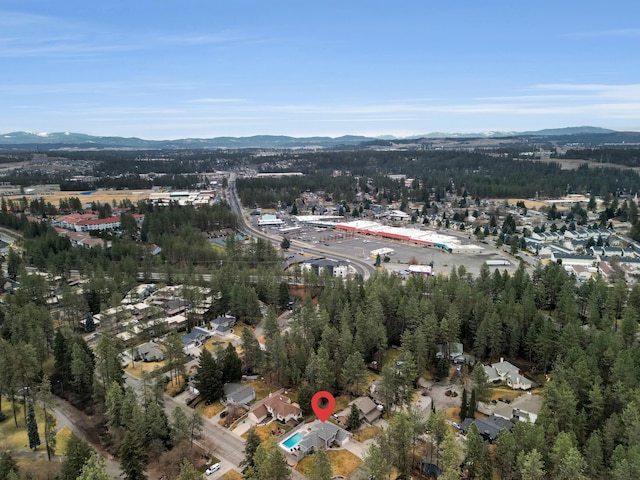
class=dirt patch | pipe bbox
[248,422,291,442]
[16,457,61,480]
[352,425,381,442]
[126,360,166,378]
[222,470,244,480]
[445,407,461,423]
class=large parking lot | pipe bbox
[256,216,520,278]
[321,235,518,278]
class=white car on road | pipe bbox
[205,463,221,475]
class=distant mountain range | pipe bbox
[0,126,636,150]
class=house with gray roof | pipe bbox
[210,315,236,334]
[354,397,383,425]
[292,421,350,459]
[181,326,212,350]
[460,414,514,442]
[496,393,543,424]
[484,358,532,390]
[133,341,164,362]
[223,383,256,406]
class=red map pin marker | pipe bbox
[311,391,336,423]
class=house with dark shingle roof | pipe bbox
[353,397,383,424]
[460,414,514,442]
[133,342,164,362]
[181,326,212,350]
[294,421,350,459]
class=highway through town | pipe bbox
[227,172,376,280]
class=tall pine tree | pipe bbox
[26,402,40,450]
[194,349,222,403]
[460,388,468,420]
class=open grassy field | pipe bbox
[0,403,46,451]
[55,426,73,455]
[7,189,153,206]
[295,449,362,478]
[204,336,233,352]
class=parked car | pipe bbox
[220,410,228,418]
[205,463,221,475]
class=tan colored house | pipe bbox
[249,394,302,423]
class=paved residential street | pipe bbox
[52,399,123,479]
[124,371,246,467]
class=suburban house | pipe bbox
[223,383,256,406]
[436,342,465,362]
[484,359,533,390]
[293,421,350,459]
[133,342,165,362]
[493,393,543,424]
[249,393,303,423]
[210,315,236,334]
[460,414,514,442]
[353,397,383,425]
[182,326,212,352]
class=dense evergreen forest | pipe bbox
[2,145,640,478]
[247,263,640,479]
[561,147,640,168]
[236,151,640,206]
[3,147,640,199]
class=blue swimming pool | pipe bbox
[282,433,304,449]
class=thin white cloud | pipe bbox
[534,83,640,95]
[154,32,246,46]
[565,28,640,38]
[0,10,252,58]
[188,98,247,104]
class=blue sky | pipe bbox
[2,0,640,139]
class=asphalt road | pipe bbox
[227,173,376,280]
[52,399,123,479]
[124,371,246,467]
